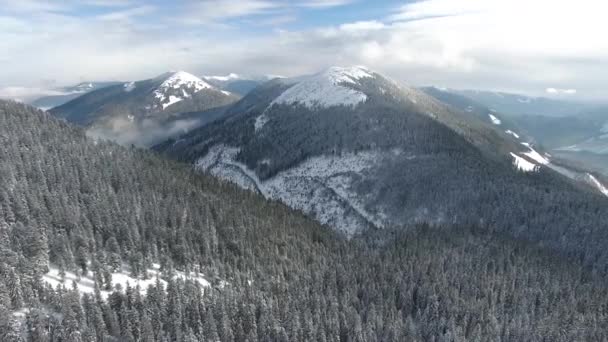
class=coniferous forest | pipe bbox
[2,100,608,342]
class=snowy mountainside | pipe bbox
[157,66,608,234]
[197,144,392,233]
[270,66,372,108]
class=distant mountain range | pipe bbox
[50,71,239,147]
[444,88,591,117]
[29,82,121,109]
[425,87,608,177]
[203,73,279,96]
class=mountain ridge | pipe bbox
[50,71,239,146]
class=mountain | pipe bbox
[446,89,589,117]
[420,86,532,142]
[157,65,608,267]
[203,73,276,96]
[50,71,239,147]
[422,86,608,193]
[30,82,121,110]
[4,100,608,341]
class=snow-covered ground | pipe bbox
[505,130,520,138]
[488,114,501,125]
[42,263,210,299]
[587,173,608,197]
[522,143,550,165]
[510,152,538,172]
[196,144,389,234]
[509,143,550,172]
[270,66,372,109]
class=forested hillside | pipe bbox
[2,100,608,341]
[159,67,608,272]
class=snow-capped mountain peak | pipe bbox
[158,71,212,92]
[154,71,214,109]
[321,65,374,85]
[270,66,375,109]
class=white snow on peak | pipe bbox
[587,173,608,197]
[154,71,213,109]
[270,66,374,109]
[489,114,501,125]
[204,73,240,81]
[159,71,212,92]
[510,153,538,172]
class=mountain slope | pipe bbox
[29,82,121,110]
[422,86,608,195]
[157,66,608,265]
[3,100,608,341]
[450,89,588,117]
[50,71,239,146]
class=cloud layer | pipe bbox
[1,0,607,101]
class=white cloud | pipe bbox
[339,21,385,32]
[1,0,608,102]
[179,0,280,24]
[546,88,577,95]
[297,0,354,8]
[0,87,67,102]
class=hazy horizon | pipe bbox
[1,0,607,102]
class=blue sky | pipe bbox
[1,0,607,101]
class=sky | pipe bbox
[1,0,607,102]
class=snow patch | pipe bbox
[255,114,269,132]
[42,265,210,299]
[123,82,135,92]
[505,130,520,139]
[510,153,538,172]
[163,95,182,109]
[523,146,550,165]
[489,114,501,125]
[587,173,608,197]
[270,66,373,109]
